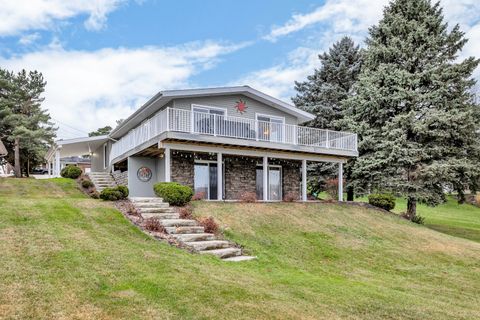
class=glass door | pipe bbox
[256,115,284,143]
[194,162,218,200]
[268,167,282,200]
[192,106,225,135]
[256,165,282,200]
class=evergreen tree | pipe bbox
[293,36,362,199]
[89,125,113,137]
[346,0,480,217]
[0,69,56,177]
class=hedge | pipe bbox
[153,182,193,206]
[368,193,396,211]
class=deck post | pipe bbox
[55,149,60,177]
[338,162,343,201]
[302,159,307,201]
[47,161,51,177]
[165,147,171,182]
[263,156,268,201]
[217,152,222,200]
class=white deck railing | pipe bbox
[110,107,357,163]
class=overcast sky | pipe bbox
[1,0,479,139]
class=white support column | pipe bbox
[302,159,307,201]
[263,156,268,201]
[47,161,51,177]
[217,152,222,200]
[338,162,343,201]
[55,149,61,177]
[165,147,171,182]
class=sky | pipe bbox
[0,0,479,139]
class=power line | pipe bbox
[51,117,89,135]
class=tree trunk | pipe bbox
[407,197,417,219]
[346,185,354,201]
[26,158,30,178]
[14,137,21,178]
[457,188,465,204]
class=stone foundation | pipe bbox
[112,170,128,186]
[224,156,258,200]
[171,151,194,188]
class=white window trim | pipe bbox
[255,164,283,201]
[190,104,228,135]
[194,160,224,200]
[191,104,228,115]
[255,113,286,143]
[103,143,108,169]
[255,113,285,124]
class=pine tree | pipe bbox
[346,0,480,217]
[293,37,362,198]
[0,69,56,177]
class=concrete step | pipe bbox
[134,203,170,209]
[129,197,164,203]
[165,226,205,234]
[185,240,231,251]
[223,256,257,262]
[139,208,175,214]
[171,233,216,242]
[199,248,242,259]
[161,219,197,227]
[142,213,179,219]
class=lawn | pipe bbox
[1,178,480,319]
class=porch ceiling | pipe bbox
[46,135,109,161]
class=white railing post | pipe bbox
[326,130,330,148]
[213,114,217,136]
[166,107,170,132]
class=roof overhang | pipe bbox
[110,86,315,139]
[45,135,109,161]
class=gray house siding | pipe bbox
[171,95,298,125]
[91,141,112,172]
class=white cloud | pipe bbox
[0,0,126,36]
[0,41,248,138]
[254,0,480,101]
[18,33,41,45]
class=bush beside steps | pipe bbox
[153,182,193,206]
[100,186,129,201]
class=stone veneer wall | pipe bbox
[112,170,128,186]
[171,151,195,189]
[169,150,302,200]
[224,156,258,200]
[281,160,301,200]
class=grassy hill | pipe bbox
[1,178,479,319]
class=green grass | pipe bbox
[1,178,480,319]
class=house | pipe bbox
[45,86,357,201]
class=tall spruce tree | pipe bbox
[0,69,56,177]
[346,0,480,217]
[293,36,362,199]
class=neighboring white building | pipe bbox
[46,86,357,201]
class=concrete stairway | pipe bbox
[130,197,256,261]
[87,172,117,191]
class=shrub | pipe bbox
[368,193,396,211]
[116,185,129,198]
[153,182,193,206]
[89,191,100,199]
[178,205,193,219]
[239,191,256,203]
[198,216,219,234]
[411,215,425,225]
[192,191,206,201]
[81,180,94,189]
[60,166,82,179]
[144,218,166,233]
[100,187,127,201]
[325,178,339,200]
[283,192,299,202]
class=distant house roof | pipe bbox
[109,86,315,139]
[0,139,7,157]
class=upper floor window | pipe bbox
[256,114,285,143]
[191,105,226,135]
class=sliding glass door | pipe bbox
[194,162,219,200]
[256,165,282,201]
